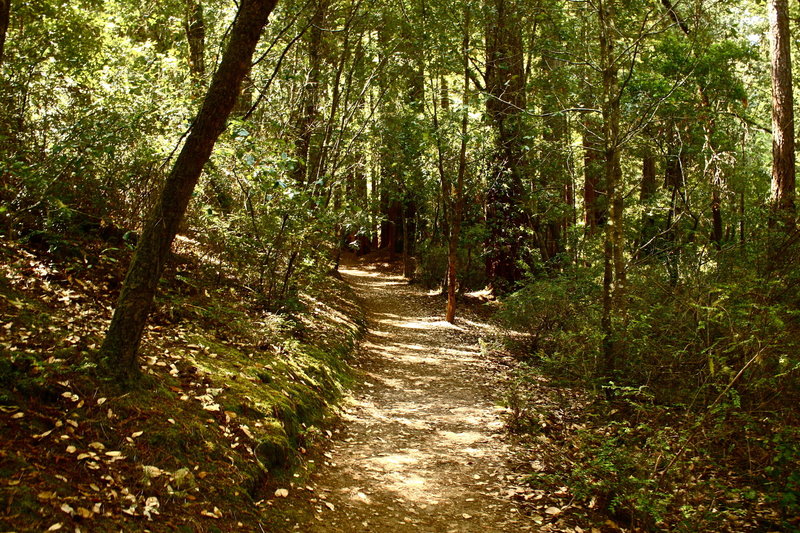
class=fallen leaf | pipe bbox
[462,513,472,519]
[122,505,136,516]
[274,488,289,498]
[97,397,107,406]
[66,445,77,454]
[60,503,74,515]
[324,501,335,511]
[200,507,222,518]
[105,451,122,457]
[142,465,163,478]
[76,507,93,519]
[88,442,105,451]
[545,506,561,515]
[11,412,24,419]
[131,431,143,438]
[143,496,160,519]
[46,523,62,532]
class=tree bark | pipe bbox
[768,0,796,226]
[583,120,605,234]
[638,151,657,257]
[99,0,279,381]
[0,0,9,66]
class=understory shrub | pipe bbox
[504,240,800,530]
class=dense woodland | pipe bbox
[2,0,800,530]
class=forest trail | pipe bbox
[268,262,535,532]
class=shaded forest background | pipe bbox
[1,0,800,530]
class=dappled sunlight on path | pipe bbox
[271,265,534,532]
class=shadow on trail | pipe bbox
[267,266,534,532]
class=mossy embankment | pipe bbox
[0,234,365,532]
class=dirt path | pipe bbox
[269,264,535,532]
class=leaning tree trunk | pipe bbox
[768,0,796,227]
[99,0,279,381]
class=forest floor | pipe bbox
[262,258,581,533]
[1,237,793,532]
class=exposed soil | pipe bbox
[267,262,538,532]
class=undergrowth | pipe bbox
[0,232,364,532]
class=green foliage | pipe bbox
[765,428,800,522]
[499,268,603,381]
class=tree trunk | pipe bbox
[446,9,470,324]
[99,0,279,381]
[432,77,451,247]
[599,0,625,383]
[710,175,724,248]
[0,0,9,66]
[484,0,527,292]
[185,0,206,86]
[293,0,327,187]
[402,211,410,277]
[583,117,605,235]
[539,9,569,268]
[664,145,684,285]
[638,151,657,257]
[768,0,796,226]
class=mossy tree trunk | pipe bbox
[99,0,279,382]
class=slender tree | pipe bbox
[598,0,625,381]
[0,0,8,66]
[99,0,280,380]
[446,7,470,324]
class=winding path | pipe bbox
[270,264,534,532]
